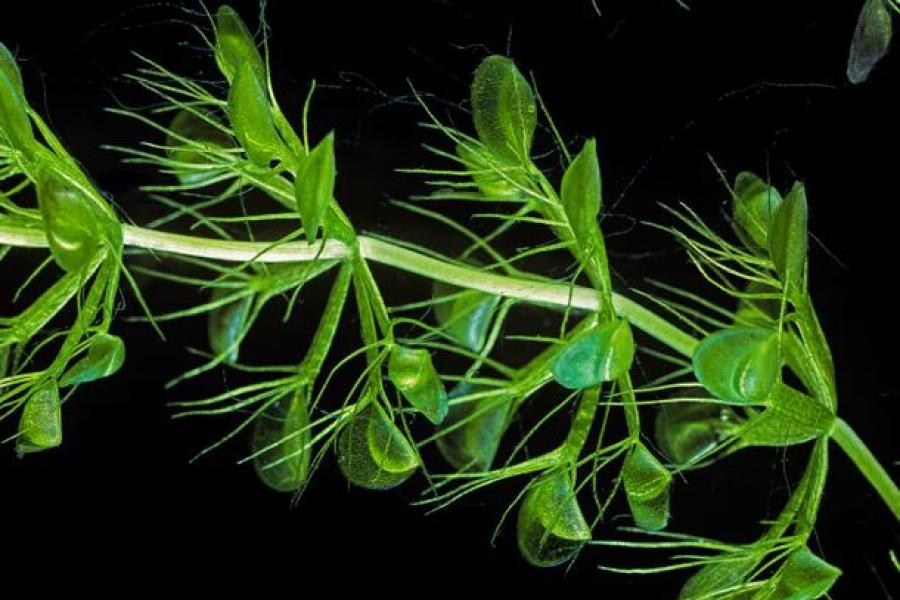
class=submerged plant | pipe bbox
[1,5,897,596]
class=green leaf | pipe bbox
[737,383,834,448]
[60,333,125,387]
[0,344,9,378]
[433,279,500,352]
[166,110,233,186]
[207,289,252,365]
[388,345,448,425]
[214,5,265,84]
[337,403,419,490]
[435,382,509,472]
[471,55,537,165]
[692,327,781,405]
[734,280,782,327]
[294,132,335,243]
[771,547,841,600]
[227,59,283,166]
[560,138,601,248]
[679,558,756,599]
[654,398,743,467]
[0,65,34,154]
[552,318,634,389]
[252,392,311,492]
[16,380,62,455]
[516,470,591,567]
[456,142,523,199]
[732,171,782,249]
[847,0,893,84]
[622,443,672,531]
[0,42,24,95]
[768,182,808,296]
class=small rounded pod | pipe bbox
[772,546,841,599]
[252,394,311,492]
[214,5,265,84]
[552,318,634,390]
[337,403,419,490]
[227,60,284,166]
[433,278,500,353]
[207,288,253,365]
[388,345,448,425]
[732,171,782,250]
[692,327,781,405]
[60,333,125,387]
[622,443,672,531]
[16,379,62,455]
[470,55,537,166]
[435,382,509,472]
[654,396,742,468]
[516,470,591,567]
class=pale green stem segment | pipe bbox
[830,417,900,521]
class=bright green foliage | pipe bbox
[166,110,233,186]
[455,142,522,199]
[0,61,34,154]
[768,182,808,296]
[388,345,448,424]
[732,171,782,249]
[227,60,283,166]
[848,0,894,84]
[471,55,537,165]
[552,318,634,389]
[16,380,62,455]
[337,403,419,489]
[738,384,835,448]
[60,333,125,387]
[214,5,265,84]
[654,399,742,467]
[560,138,602,249]
[679,559,756,599]
[516,470,591,567]
[0,42,23,94]
[769,547,841,599]
[622,443,672,531]
[0,344,9,378]
[295,132,335,243]
[735,281,781,327]
[252,393,311,492]
[693,328,781,405]
[433,280,500,352]
[207,288,252,364]
[435,382,509,471]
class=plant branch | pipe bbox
[830,417,900,521]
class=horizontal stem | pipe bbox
[830,417,900,521]
[0,223,698,356]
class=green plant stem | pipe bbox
[830,417,900,521]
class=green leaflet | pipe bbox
[252,392,311,492]
[732,171,783,250]
[737,383,834,449]
[166,110,233,186]
[560,138,602,250]
[294,132,335,243]
[433,279,500,352]
[693,327,781,405]
[471,55,537,165]
[456,142,523,199]
[60,333,125,387]
[552,318,634,390]
[388,345,448,425]
[768,182,808,297]
[207,288,253,365]
[0,42,23,94]
[848,0,894,84]
[0,65,35,154]
[517,470,591,567]
[435,382,509,472]
[769,547,841,600]
[16,379,62,455]
[654,399,743,467]
[227,59,284,166]
[679,558,757,599]
[214,5,265,84]
[337,402,419,490]
[622,443,672,531]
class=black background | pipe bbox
[1,0,898,596]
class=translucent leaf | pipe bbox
[207,288,252,365]
[771,547,841,599]
[0,41,24,95]
[388,345,448,425]
[552,318,634,389]
[622,443,672,531]
[16,380,62,455]
[517,470,591,567]
[847,0,893,84]
[734,280,781,327]
[214,5,265,84]
[295,132,335,243]
[435,382,509,471]
[227,60,283,166]
[738,384,834,448]
[433,279,500,352]
[166,110,233,186]
[560,138,601,249]
[60,333,125,387]
[768,182,808,296]
[693,327,781,405]
[337,403,419,490]
[679,559,756,599]
[654,398,742,467]
[252,393,311,492]
[0,65,34,154]
[732,171,782,249]
[471,55,537,165]
[456,142,522,199]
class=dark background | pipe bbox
[1,0,898,595]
